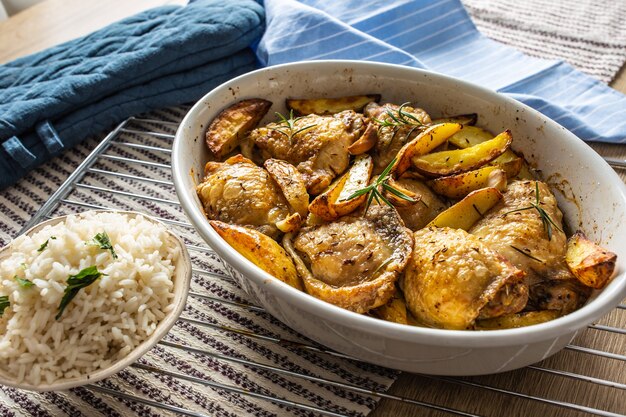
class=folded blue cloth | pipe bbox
[0,0,264,189]
[256,0,626,144]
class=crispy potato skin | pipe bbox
[287,94,381,115]
[205,99,272,158]
[348,122,378,155]
[566,231,617,289]
[413,130,512,177]
[430,167,507,199]
[308,154,373,221]
[402,227,527,330]
[210,221,304,290]
[372,289,410,324]
[391,123,463,178]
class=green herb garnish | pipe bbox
[14,276,34,288]
[504,182,562,240]
[271,110,317,144]
[93,232,117,259]
[0,296,9,317]
[37,236,56,252]
[56,266,104,320]
[373,102,425,143]
[341,157,416,213]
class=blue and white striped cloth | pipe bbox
[256,0,626,143]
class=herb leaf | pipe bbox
[14,276,34,288]
[93,232,117,259]
[271,110,317,145]
[37,236,56,252]
[503,182,562,240]
[373,102,425,144]
[56,266,104,320]
[0,296,9,317]
[341,157,416,213]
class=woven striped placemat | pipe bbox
[462,0,626,83]
[1,2,625,416]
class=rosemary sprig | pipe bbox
[0,296,9,317]
[271,110,317,144]
[504,182,562,240]
[509,245,544,263]
[341,157,416,213]
[56,266,104,320]
[373,102,424,144]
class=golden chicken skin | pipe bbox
[283,204,413,313]
[470,180,572,285]
[402,227,528,330]
[248,110,367,195]
[196,155,300,239]
[392,176,448,231]
[363,102,431,174]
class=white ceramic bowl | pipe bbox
[0,210,191,391]
[172,60,626,375]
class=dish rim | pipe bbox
[172,59,626,348]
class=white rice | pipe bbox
[0,211,179,385]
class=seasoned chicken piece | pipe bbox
[248,110,367,195]
[363,102,431,173]
[392,176,448,230]
[528,279,591,314]
[402,227,527,330]
[470,180,573,284]
[284,205,413,313]
[196,155,296,239]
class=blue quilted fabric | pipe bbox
[0,0,264,189]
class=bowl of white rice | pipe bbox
[0,210,191,391]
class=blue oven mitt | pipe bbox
[0,0,264,189]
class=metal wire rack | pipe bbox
[17,112,626,417]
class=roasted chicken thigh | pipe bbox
[248,110,367,195]
[197,155,298,239]
[470,180,572,285]
[284,204,413,313]
[402,227,527,329]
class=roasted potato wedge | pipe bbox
[264,158,309,217]
[430,166,507,199]
[428,187,503,230]
[286,94,381,115]
[348,122,378,155]
[412,130,512,177]
[210,221,304,290]
[391,122,463,177]
[448,125,494,148]
[430,113,477,126]
[309,154,373,221]
[206,99,272,158]
[566,231,617,289]
[474,310,561,330]
[447,126,530,179]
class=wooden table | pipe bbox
[1,1,624,416]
